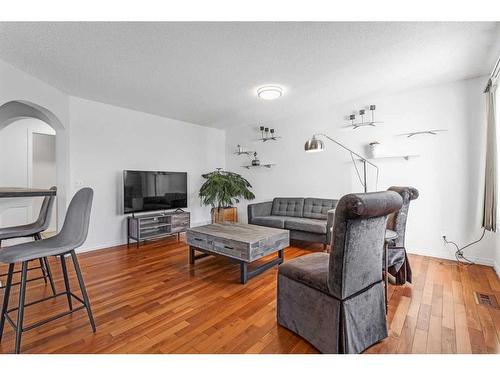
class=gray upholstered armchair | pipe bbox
[277,191,403,353]
[386,186,419,285]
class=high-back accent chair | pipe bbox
[386,186,419,285]
[0,188,95,354]
[277,191,402,353]
[0,186,57,294]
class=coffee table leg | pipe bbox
[189,246,195,265]
[239,249,285,284]
[240,262,248,284]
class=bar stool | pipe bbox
[0,186,57,294]
[0,188,96,353]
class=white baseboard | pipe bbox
[494,261,500,279]
[407,248,495,267]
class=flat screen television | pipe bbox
[123,170,188,214]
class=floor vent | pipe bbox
[474,292,500,309]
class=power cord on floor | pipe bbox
[443,228,486,265]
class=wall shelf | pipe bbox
[234,145,255,156]
[242,164,275,169]
[234,150,255,156]
[257,136,282,142]
[358,155,420,161]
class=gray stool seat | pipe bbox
[0,186,56,242]
[0,237,77,264]
[0,224,44,240]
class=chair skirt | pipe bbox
[277,274,388,353]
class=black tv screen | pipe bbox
[123,170,188,214]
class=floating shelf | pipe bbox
[257,136,282,142]
[350,121,383,130]
[358,155,420,161]
[234,145,255,155]
[234,150,255,156]
[242,164,276,169]
[399,130,448,138]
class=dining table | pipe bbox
[0,187,57,198]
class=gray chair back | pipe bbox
[55,188,93,249]
[386,186,419,248]
[35,186,57,231]
[328,191,402,299]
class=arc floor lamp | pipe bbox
[304,133,379,193]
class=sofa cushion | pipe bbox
[284,217,327,234]
[271,198,304,217]
[251,215,287,229]
[278,252,330,294]
[303,198,338,220]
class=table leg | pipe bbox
[240,262,248,284]
[189,246,195,265]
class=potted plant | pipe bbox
[199,168,255,223]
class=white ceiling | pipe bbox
[0,22,498,129]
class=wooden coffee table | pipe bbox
[186,222,289,284]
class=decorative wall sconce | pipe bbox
[348,105,384,129]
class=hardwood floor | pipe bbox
[0,235,499,354]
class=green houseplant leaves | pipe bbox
[199,169,255,209]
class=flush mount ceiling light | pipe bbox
[257,86,283,100]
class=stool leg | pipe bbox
[0,264,15,342]
[70,250,96,332]
[60,255,73,310]
[43,257,57,296]
[39,258,48,285]
[15,262,28,354]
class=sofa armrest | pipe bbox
[248,201,273,223]
[326,208,336,243]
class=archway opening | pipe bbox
[0,100,67,244]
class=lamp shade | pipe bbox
[304,136,324,153]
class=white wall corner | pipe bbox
[494,260,500,279]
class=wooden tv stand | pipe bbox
[127,210,190,248]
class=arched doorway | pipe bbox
[0,100,68,239]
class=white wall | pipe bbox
[69,97,225,251]
[225,76,499,266]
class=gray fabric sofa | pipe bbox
[277,191,403,353]
[247,197,338,248]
